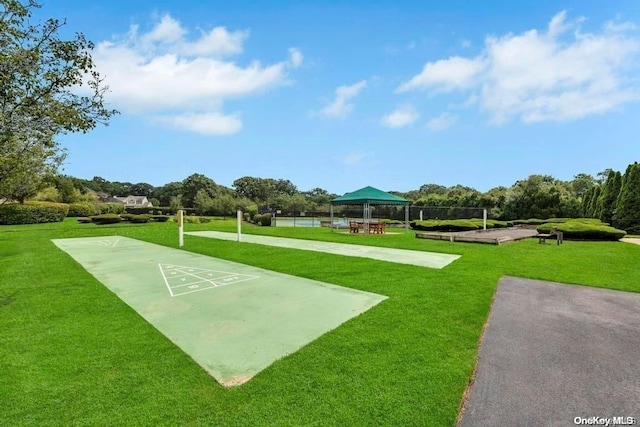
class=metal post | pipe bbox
[483,208,487,231]
[178,210,184,247]
[330,205,334,232]
[405,204,409,232]
[237,209,242,241]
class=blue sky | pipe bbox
[37,1,640,194]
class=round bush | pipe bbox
[131,214,151,223]
[151,215,170,222]
[0,201,69,225]
[77,217,93,223]
[537,221,626,241]
[90,214,122,224]
[96,203,125,214]
[411,219,479,232]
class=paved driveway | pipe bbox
[459,277,640,426]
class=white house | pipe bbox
[113,195,153,208]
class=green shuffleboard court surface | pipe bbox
[52,236,387,386]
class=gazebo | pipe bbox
[330,186,410,234]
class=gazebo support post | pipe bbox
[330,205,334,232]
[405,204,409,232]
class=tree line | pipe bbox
[25,161,640,232]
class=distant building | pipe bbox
[113,196,154,208]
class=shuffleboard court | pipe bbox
[459,277,640,426]
[52,236,387,387]
[185,231,460,269]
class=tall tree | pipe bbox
[182,173,218,208]
[614,163,640,231]
[596,170,622,224]
[0,1,117,203]
[152,182,183,207]
[502,175,562,219]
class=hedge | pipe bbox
[90,214,122,224]
[0,201,69,225]
[537,221,626,241]
[131,214,151,223]
[67,202,99,217]
[254,213,272,226]
[96,203,125,214]
[410,219,479,232]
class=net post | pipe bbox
[483,208,487,230]
[178,210,184,247]
[237,209,242,242]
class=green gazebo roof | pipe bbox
[331,186,408,205]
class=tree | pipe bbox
[233,176,275,203]
[182,173,218,208]
[0,1,117,203]
[614,163,640,231]
[152,182,183,207]
[502,175,562,219]
[570,173,596,198]
[598,171,622,224]
[130,182,154,197]
[193,189,213,215]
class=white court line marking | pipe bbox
[158,263,259,297]
[158,263,175,297]
[96,239,119,247]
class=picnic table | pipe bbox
[349,221,386,234]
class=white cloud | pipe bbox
[288,48,303,68]
[340,152,373,166]
[396,56,485,93]
[319,80,367,118]
[426,113,457,131]
[381,105,419,128]
[160,112,242,135]
[92,14,301,135]
[397,11,640,124]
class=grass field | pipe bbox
[2,218,639,425]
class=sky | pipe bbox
[32,0,640,195]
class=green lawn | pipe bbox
[2,219,639,425]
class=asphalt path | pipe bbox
[459,277,640,427]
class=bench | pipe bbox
[537,227,563,245]
[349,221,361,233]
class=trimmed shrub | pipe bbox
[183,216,200,224]
[410,219,479,232]
[90,214,122,224]
[131,214,151,223]
[151,215,170,222]
[253,213,272,226]
[125,207,153,215]
[67,202,99,217]
[77,217,92,223]
[511,218,548,225]
[537,221,626,241]
[0,201,69,225]
[120,213,135,221]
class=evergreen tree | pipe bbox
[581,186,595,217]
[598,170,622,225]
[587,186,601,218]
[614,162,640,231]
